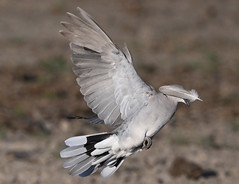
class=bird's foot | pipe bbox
[142,136,152,150]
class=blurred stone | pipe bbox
[202,169,217,178]
[8,150,32,160]
[168,157,204,180]
[169,157,218,180]
[21,73,38,83]
[157,178,164,184]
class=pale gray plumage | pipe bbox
[60,146,87,158]
[63,154,89,168]
[60,7,202,178]
[69,157,95,176]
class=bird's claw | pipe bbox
[142,136,152,150]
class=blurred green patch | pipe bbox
[31,131,50,140]
[237,66,239,81]
[200,134,239,151]
[0,126,6,140]
[37,75,55,84]
[205,52,220,74]
[43,91,57,100]
[200,135,220,149]
[172,45,188,55]
[38,55,69,84]
[27,121,52,139]
[185,51,220,74]
[40,55,68,74]
[42,89,67,100]
[10,37,26,46]
[230,119,239,133]
[169,134,190,146]
[221,93,239,106]
[52,150,61,159]
[185,61,203,71]
[13,106,26,118]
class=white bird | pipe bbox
[59,7,202,178]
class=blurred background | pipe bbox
[0,0,239,183]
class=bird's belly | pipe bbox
[117,122,146,150]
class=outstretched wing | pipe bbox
[60,7,155,126]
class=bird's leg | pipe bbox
[142,136,152,150]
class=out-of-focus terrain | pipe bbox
[0,0,239,184]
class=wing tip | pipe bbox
[76,7,89,17]
[60,21,70,27]
[66,12,74,17]
[59,30,67,36]
[76,7,83,13]
[66,12,79,21]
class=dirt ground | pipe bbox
[0,0,239,184]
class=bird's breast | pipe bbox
[116,94,177,151]
[141,95,177,137]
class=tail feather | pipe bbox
[65,132,110,146]
[79,164,98,177]
[60,146,87,158]
[80,163,104,177]
[63,154,89,168]
[70,157,95,176]
[92,153,113,165]
[101,157,125,177]
[106,158,118,166]
[61,132,125,177]
[94,135,116,149]
[91,147,111,156]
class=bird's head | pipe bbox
[159,84,202,106]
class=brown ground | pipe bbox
[0,0,239,184]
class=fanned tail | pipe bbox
[60,132,125,177]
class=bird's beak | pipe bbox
[184,97,202,106]
[184,99,190,106]
[197,97,203,102]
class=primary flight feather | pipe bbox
[60,7,202,177]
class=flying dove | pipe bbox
[59,7,202,178]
